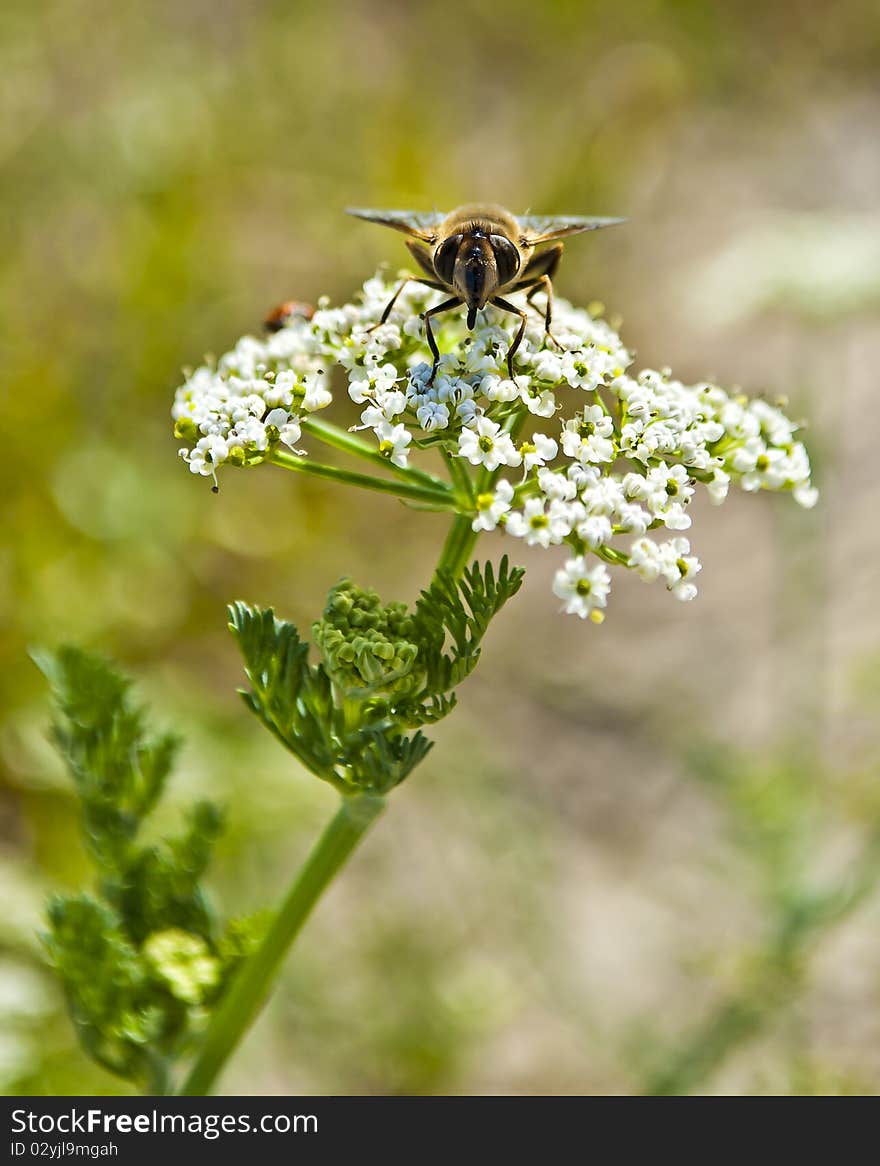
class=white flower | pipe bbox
[730,436,764,474]
[537,468,578,501]
[566,462,601,493]
[559,350,603,392]
[264,409,304,452]
[519,433,558,475]
[576,515,613,549]
[264,407,290,430]
[506,498,568,547]
[561,405,615,464]
[458,417,522,471]
[471,480,514,532]
[355,390,407,430]
[185,434,229,476]
[518,382,558,417]
[671,581,699,602]
[581,477,625,517]
[302,373,332,412]
[707,468,731,505]
[530,349,564,381]
[552,557,611,621]
[741,447,795,493]
[374,421,411,468]
[657,537,702,600]
[416,400,450,431]
[480,374,520,403]
[278,421,304,451]
[628,536,663,582]
[660,503,692,531]
[642,464,694,507]
[794,483,819,509]
[615,501,651,533]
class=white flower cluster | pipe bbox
[173,272,816,621]
[172,329,331,480]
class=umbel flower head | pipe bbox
[173,273,817,621]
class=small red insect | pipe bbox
[263,301,316,332]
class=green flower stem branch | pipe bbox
[268,448,459,510]
[180,793,385,1096]
[300,415,449,490]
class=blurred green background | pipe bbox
[3,0,880,1095]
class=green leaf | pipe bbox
[229,601,336,779]
[414,556,525,694]
[45,895,162,1082]
[35,647,228,1088]
[32,646,180,874]
[111,802,224,945]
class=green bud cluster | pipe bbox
[231,557,524,798]
[313,581,419,693]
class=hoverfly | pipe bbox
[347,203,624,381]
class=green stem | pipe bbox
[146,1052,171,1096]
[301,415,448,490]
[434,514,479,582]
[268,448,457,509]
[443,448,476,504]
[432,407,527,581]
[179,794,385,1096]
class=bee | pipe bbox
[263,300,316,332]
[347,203,624,381]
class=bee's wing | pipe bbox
[346,208,446,243]
[519,215,626,245]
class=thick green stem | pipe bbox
[434,514,479,582]
[180,794,385,1096]
[268,448,456,509]
[432,408,527,581]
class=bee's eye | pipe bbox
[490,234,520,285]
[433,234,463,284]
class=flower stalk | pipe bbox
[300,415,448,491]
[268,448,458,509]
[180,793,385,1096]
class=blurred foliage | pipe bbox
[34,647,262,1092]
[635,746,880,1095]
[3,0,880,1096]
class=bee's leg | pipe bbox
[369,276,444,332]
[368,276,416,332]
[515,243,564,346]
[526,276,562,348]
[491,297,528,379]
[422,297,462,384]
